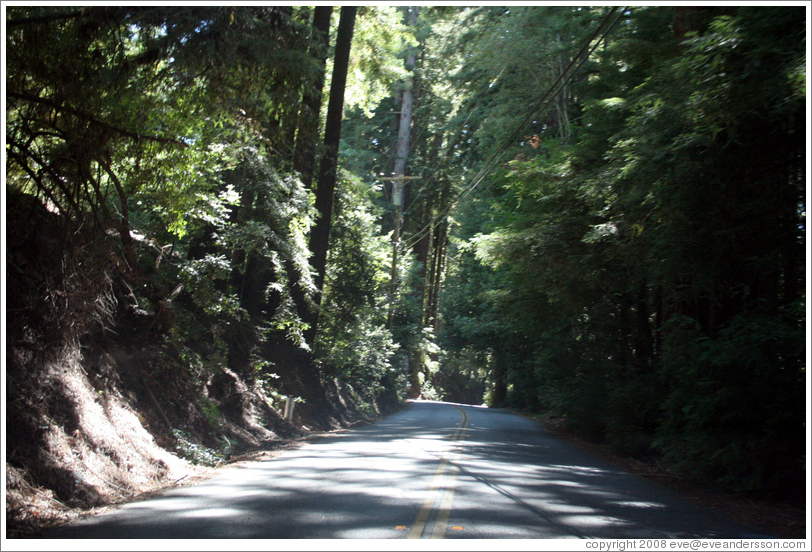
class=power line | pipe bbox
[402,6,626,252]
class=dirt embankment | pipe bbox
[5,190,390,538]
[6,335,386,539]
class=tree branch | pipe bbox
[6,137,81,215]
[7,90,187,148]
[6,10,87,27]
[6,6,160,27]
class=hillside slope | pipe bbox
[4,189,388,537]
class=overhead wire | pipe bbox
[401,6,626,252]
[403,6,624,250]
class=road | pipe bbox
[48,400,765,540]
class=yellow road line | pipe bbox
[407,458,449,539]
[408,406,470,539]
[430,463,460,539]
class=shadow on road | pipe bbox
[47,401,765,539]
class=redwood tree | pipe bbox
[305,6,357,345]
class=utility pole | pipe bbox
[384,5,419,330]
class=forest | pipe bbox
[4,4,807,533]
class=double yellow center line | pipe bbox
[408,406,470,539]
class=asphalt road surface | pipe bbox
[48,400,765,540]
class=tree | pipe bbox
[437,5,806,498]
[305,6,357,346]
[6,5,356,425]
[293,6,333,188]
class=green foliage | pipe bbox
[216,159,316,349]
[657,308,805,495]
[6,6,380,428]
[345,7,417,117]
[170,429,226,467]
[432,348,488,405]
[200,397,224,430]
[316,170,399,398]
[438,5,806,499]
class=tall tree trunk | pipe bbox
[417,132,444,329]
[491,353,508,407]
[305,6,356,346]
[634,282,654,369]
[415,197,433,327]
[288,6,333,331]
[427,220,447,334]
[293,6,333,189]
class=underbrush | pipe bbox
[5,190,394,538]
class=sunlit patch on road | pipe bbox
[48,401,761,540]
